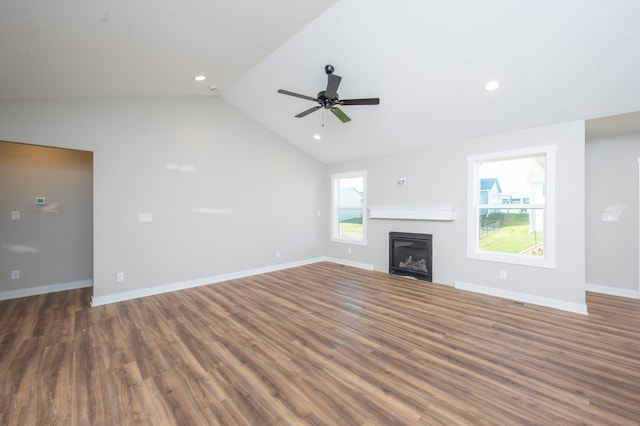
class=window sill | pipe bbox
[331,237,367,246]
[467,250,557,269]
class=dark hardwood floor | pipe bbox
[1,262,639,425]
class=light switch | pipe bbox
[601,213,619,222]
[138,213,153,222]
[11,211,20,220]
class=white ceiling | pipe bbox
[2,0,640,164]
[0,0,337,98]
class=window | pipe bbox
[467,146,556,268]
[331,171,367,245]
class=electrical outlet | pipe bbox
[11,270,20,280]
[11,211,20,220]
[276,250,281,258]
[499,270,507,279]
[116,272,125,282]
[347,248,352,255]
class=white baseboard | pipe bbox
[91,257,327,307]
[0,279,93,301]
[454,281,589,315]
[586,283,640,299]
[323,257,374,271]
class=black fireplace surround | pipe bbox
[389,232,432,281]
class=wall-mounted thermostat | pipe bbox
[35,197,46,205]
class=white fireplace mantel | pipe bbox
[368,205,456,221]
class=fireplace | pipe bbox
[389,232,432,281]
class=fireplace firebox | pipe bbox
[389,232,432,281]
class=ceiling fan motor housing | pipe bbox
[317,91,338,108]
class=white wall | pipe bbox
[326,121,587,313]
[0,97,326,303]
[586,133,640,297]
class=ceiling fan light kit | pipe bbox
[278,64,380,123]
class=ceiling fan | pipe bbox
[277,64,380,123]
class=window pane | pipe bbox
[339,210,363,238]
[479,156,545,207]
[332,172,366,243]
[338,176,363,238]
[339,176,364,191]
[477,156,545,256]
[478,208,544,255]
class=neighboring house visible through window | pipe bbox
[479,178,502,215]
[467,146,556,268]
[331,171,367,245]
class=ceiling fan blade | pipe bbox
[277,89,318,102]
[330,107,351,123]
[339,98,380,105]
[295,105,322,118]
[325,74,342,99]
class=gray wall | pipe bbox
[586,133,639,293]
[1,94,616,310]
[0,142,93,293]
[326,121,587,308]
[0,97,326,302]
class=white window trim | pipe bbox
[467,145,557,269]
[331,170,367,246]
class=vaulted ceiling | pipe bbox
[2,0,639,163]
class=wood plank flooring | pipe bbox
[1,262,639,425]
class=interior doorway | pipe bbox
[0,141,93,300]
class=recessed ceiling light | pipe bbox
[313,134,321,140]
[194,75,206,81]
[484,80,500,92]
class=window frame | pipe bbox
[467,145,557,268]
[331,170,367,246]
